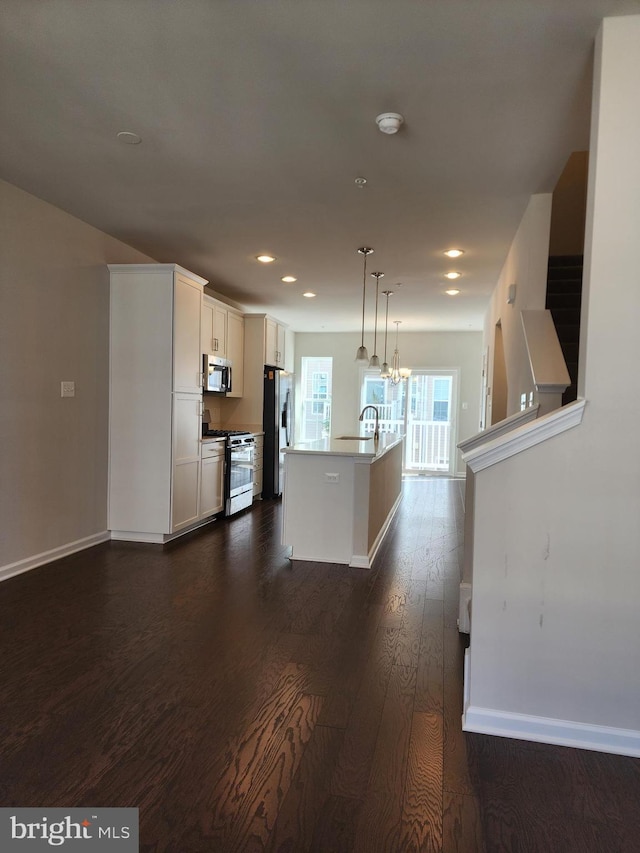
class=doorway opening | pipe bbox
[360,369,458,474]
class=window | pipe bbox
[300,358,333,440]
[432,377,450,422]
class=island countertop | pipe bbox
[283,432,403,459]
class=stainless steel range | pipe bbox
[203,429,255,516]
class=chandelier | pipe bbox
[389,320,412,385]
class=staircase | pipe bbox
[545,255,583,405]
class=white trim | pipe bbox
[462,399,586,473]
[521,309,571,392]
[462,704,640,758]
[107,263,208,286]
[110,515,219,544]
[0,532,110,583]
[457,405,540,454]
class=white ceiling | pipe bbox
[2,0,639,332]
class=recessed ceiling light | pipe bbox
[444,249,464,258]
[281,275,297,283]
[117,131,142,145]
[303,291,316,298]
[256,254,276,263]
[445,288,460,296]
[354,176,367,187]
[444,271,462,280]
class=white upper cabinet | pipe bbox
[265,315,287,367]
[226,309,244,397]
[201,296,229,358]
[174,272,204,393]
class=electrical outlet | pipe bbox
[60,381,75,398]
[325,472,340,484]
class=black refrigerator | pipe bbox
[263,366,294,499]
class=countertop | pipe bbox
[283,432,404,459]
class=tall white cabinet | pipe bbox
[108,264,207,542]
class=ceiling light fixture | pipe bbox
[444,271,461,279]
[256,254,276,263]
[444,249,464,258]
[380,290,393,378]
[303,291,316,298]
[354,176,367,188]
[355,247,374,363]
[445,288,460,296]
[281,275,297,283]
[375,112,404,134]
[369,272,384,371]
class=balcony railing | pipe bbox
[361,416,450,470]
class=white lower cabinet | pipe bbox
[172,392,202,530]
[200,440,225,517]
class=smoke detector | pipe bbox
[375,112,404,134]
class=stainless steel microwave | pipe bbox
[203,355,232,395]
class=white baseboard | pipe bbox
[463,704,640,758]
[0,531,111,583]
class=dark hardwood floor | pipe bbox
[2,478,639,852]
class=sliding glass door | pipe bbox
[361,369,457,473]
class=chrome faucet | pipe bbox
[359,405,380,441]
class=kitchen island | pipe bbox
[282,433,404,567]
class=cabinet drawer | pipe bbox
[201,440,225,458]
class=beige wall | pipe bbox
[294,330,483,476]
[0,180,155,576]
[468,17,640,744]
[483,193,552,418]
[548,151,588,257]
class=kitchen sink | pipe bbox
[335,435,373,441]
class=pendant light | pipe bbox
[369,271,384,370]
[355,247,374,363]
[380,290,393,378]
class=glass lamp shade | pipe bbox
[399,367,412,378]
[369,354,380,369]
[380,361,391,378]
[355,345,369,363]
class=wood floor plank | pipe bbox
[443,791,486,853]
[398,712,443,853]
[268,723,344,853]
[329,626,397,799]
[352,664,417,853]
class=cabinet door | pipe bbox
[213,305,227,356]
[265,317,277,366]
[226,311,244,397]
[172,392,202,530]
[276,323,286,367]
[201,300,215,353]
[200,451,224,517]
[174,273,203,393]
